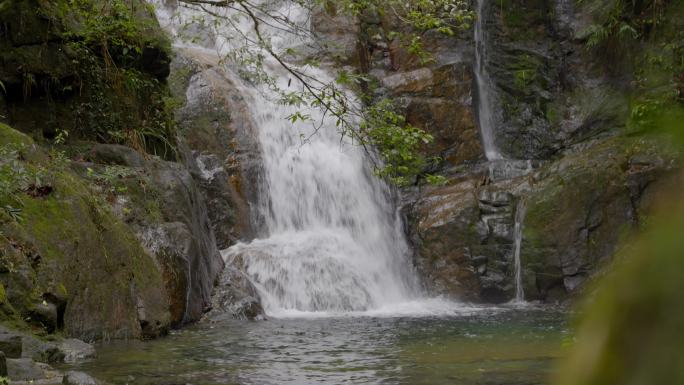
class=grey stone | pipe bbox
[22,337,64,364]
[62,371,101,385]
[6,358,60,382]
[0,333,22,358]
[478,189,513,207]
[59,339,96,364]
[209,265,264,321]
[87,144,145,168]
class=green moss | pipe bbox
[0,123,33,146]
[0,0,176,159]
[520,134,677,299]
[554,193,684,385]
[498,0,551,41]
[0,123,170,339]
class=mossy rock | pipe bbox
[520,135,678,300]
[0,123,32,146]
[0,0,175,158]
[0,124,171,340]
[553,182,684,385]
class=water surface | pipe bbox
[65,306,568,385]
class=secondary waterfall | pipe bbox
[512,200,526,302]
[474,0,503,161]
[154,1,427,315]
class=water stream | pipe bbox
[512,200,527,303]
[474,0,503,161]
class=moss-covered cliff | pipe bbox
[0,0,234,341]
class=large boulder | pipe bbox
[0,125,170,340]
[169,48,262,249]
[521,137,678,301]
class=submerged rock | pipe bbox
[209,266,264,321]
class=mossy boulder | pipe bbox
[521,136,679,301]
[0,126,171,340]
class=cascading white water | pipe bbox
[153,1,438,316]
[512,200,526,303]
[474,0,503,161]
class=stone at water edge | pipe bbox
[62,371,101,385]
[6,358,61,382]
[59,339,96,364]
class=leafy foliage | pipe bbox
[34,0,177,158]
[580,0,684,133]
[581,0,669,49]
[360,99,438,185]
[0,143,59,222]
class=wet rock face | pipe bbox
[406,137,678,303]
[166,48,268,319]
[311,5,361,65]
[310,1,679,305]
[373,38,483,168]
[405,170,528,303]
[84,143,225,327]
[520,138,678,301]
[209,264,264,321]
[146,159,224,325]
[312,7,483,170]
[170,49,262,249]
[478,0,629,159]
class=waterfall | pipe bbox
[474,0,503,161]
[512,200,526,303]
[153,1,429,316]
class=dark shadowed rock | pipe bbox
[0,351,6,377]
[146,159,224,325]
[87,144,145,168]
[142,46,171,80]
[28,302,59,333]
[0,333,22,358]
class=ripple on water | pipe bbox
[61,307,569,385]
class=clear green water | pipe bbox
[63,306,569,385]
